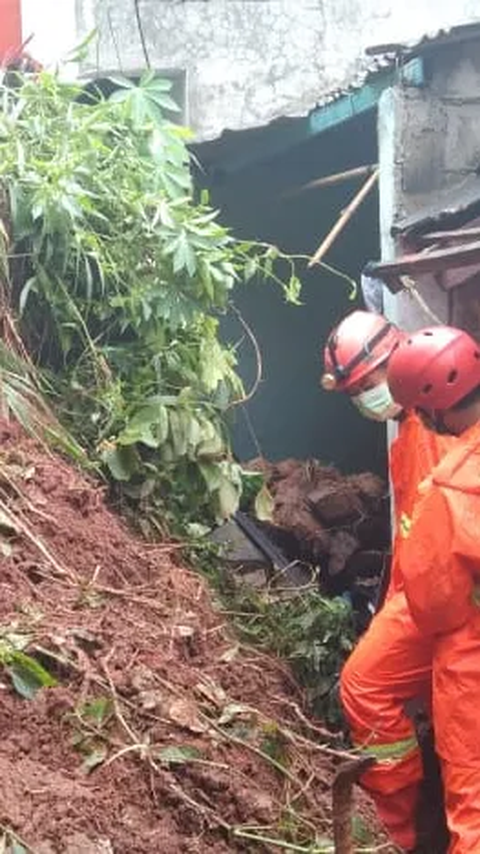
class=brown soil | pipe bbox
[247,458,390,599]
[0,421,389,853]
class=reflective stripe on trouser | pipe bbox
[340,593,433,850]
[350,737,422,851]
[442,762,480,854]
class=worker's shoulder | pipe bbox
[432,424,480,496]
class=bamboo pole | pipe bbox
[308,168,379,268]
[284,163,377,198]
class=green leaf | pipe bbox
[169,409,189,457]
[145,77,173,93]
[80,696,112,726]
[217,478,240,521]
[8,651,57,700]
[244,256,259,282]
[118,403,169,449]
[156,745,203,765]
[173,232,196,276]
[254,484,275,522]
[81,745,108,774]
[199,462,222,493]
[147,92,180,114]
[18,277,37,316]
[265,245,279,260]
[284,274,302,305]
[197,423,225,458]
[66,29,98,64]
[107,75,136,91]
[351,813,375,845]
[101,445,139,482]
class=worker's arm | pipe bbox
[402,488,475,637]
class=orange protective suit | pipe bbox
[340,412,455,850]
[400,421,480,854]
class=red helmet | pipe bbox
[387,326,480,411]
[321,310,402,392]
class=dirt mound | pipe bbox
[0,421,387,853]
[248,458,391,615]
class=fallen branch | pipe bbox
[100,660,141,746]
[0,497,77,583]
[232,827,333,851]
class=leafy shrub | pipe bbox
[0,69,301,526]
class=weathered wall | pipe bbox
[20,0,480,141]
[379,40,480,336]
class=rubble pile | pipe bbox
[247,458,391,621]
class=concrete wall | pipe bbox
[379,40,480,336]
[20,0,480,141]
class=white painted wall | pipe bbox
[77,0,480,140]
[21,0,480,140]
[21,0,77,69]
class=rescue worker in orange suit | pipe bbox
[321,310,454,852]
[386,325,480,854]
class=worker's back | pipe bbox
[386,411,456,600]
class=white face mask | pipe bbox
[351,381,403,422]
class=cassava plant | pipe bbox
[0,68,303,528]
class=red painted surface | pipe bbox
[0,0,22,60]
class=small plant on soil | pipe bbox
[193,541,355,727]
[69,695,114,774]
[240,590,355,727]
[0,623,56,699]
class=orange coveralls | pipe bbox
[400,421,480,854]
[340,412,454,850]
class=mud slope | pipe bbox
[0,420,374,854]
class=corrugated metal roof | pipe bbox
[313,21,480,114]
[367,21,480,59]
[311,53,397,111]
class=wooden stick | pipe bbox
[308,169,379,267]
[367,238,480,278]
[284,163,377,198]
[420,226,480,245]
